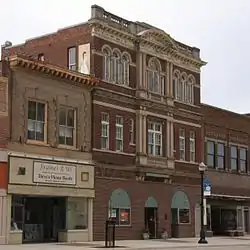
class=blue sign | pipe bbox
[203,177,212,196]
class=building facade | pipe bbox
[0,55,97,244]
[1,5,206,240]
[202,104,250,236]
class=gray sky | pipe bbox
[1,0,249,113]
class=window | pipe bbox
[148,122,162,156]
[217,143,225,169]
[206,141,215,168]
[173,71,194,104]
[129,119,134,144]
[67,197,88,230]
[122,54,130,85]
[179,129,185,160]
[112,51,121,83]
[189,131,195,162]
[68,47,76,70]
[101,113,109,149]
[28,101,45,141]
[115,116,123,152]
[38,53,44,61]
[147,58,164,95]
[108,189,131,226]
[11,196,25,231]
[240,148,247,172]
[103,48,111,81]
[59,107,75,146]
[230,145,238,170]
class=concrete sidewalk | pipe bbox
[1,237,250,250]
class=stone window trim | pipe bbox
[26,99,48,146]
[58,106,77,150]
[101,45,131,86]
[173,69,195,105]
[146,57,165,96]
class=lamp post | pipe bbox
[198,162,208,244]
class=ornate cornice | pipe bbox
[8,55,98,87]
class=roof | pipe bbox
[8,55,98,87]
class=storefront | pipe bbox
[7,153,95,244]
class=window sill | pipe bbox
[26,140,49,147]
[93,148,135,156]
[174,100,200,108]
[175,160,198,165]
[67,229,88,232]
[129,143,136,146]
[58,144,77,151]
[102,79,133,90]
[115,224,131,228]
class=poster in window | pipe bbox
[119,209,130,225]
[179,209,190,224]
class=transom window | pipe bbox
[115,116,123,152]
[173,71,194,104]
[68,47,76,71]
[27,101,45,141]
[230,145,238,170]
[102,46,130,86]
[189,131,195,162]
[179,129,185,160]
[146,58,165,95]
[101,113,109,149]
[59,107,75,146]
[148,122,162,156]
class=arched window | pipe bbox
[186,76,194,104]
[171,191,190,224]
[108,188,131,226]
[179,74,187,102]
[173,71,180,100]
[147,58,164,95]
[121,54,130,85]
[111,50,121,83]
[103,47,112,81]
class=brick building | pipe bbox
[201,104,250,236]
[1,5,207,240]
[0,55,97,244]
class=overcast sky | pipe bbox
[1,0,249,113]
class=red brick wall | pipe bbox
[0,162,8,189]
[93,177,199,240]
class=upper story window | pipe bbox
[146,58,165,95]
[206,141,215,168]
[148,122,162,156]
[68,47,76,71]
[173,70,194,104]
[240,147,247,173]
[115,116,123,152]
[129,119,135,145]
[217,143,225,169]
[189,131,195,162]
[27,101,46,142]
[230,145,238,171]
[102,46,130,86]
[206,140,225,169]
[59,107,75,146]
[179,129,185,160]
[38,53,45,61]
[101,113,109,150]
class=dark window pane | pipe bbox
[28,101,36,120]
[207,141,214,154]
[67,109,74,127]
[179,209,190,224]
[35,122,44,141]
[171,208,178,224]
[37,103,45,121]
[240,160,246,172]
[59,109,66,125]
[231,146,237,158]
[217,143,224,156]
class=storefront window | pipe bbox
[67,197,88,230]
[11,195,25,231]
[108,189,131,226]
[171,191,190,225]
[237,207,243,230]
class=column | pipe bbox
[166,120,170,158]
[170,120,174,158]
[136,51,143,89]
[142,53,146,89]
[88,198,93,241]
[165,61,170,97]
[169,63,173,97]
[142,110,147,154]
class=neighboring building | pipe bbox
[202,104,250,236]
[0,55,97,244]
[1,5,206,240]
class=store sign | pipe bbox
[33,161,76,185]
[203,177,212,196]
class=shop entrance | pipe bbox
[144,197,158,238]
[11,195,66,243]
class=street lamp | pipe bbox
[198,162,208,244]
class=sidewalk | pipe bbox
[1,237,250,250]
